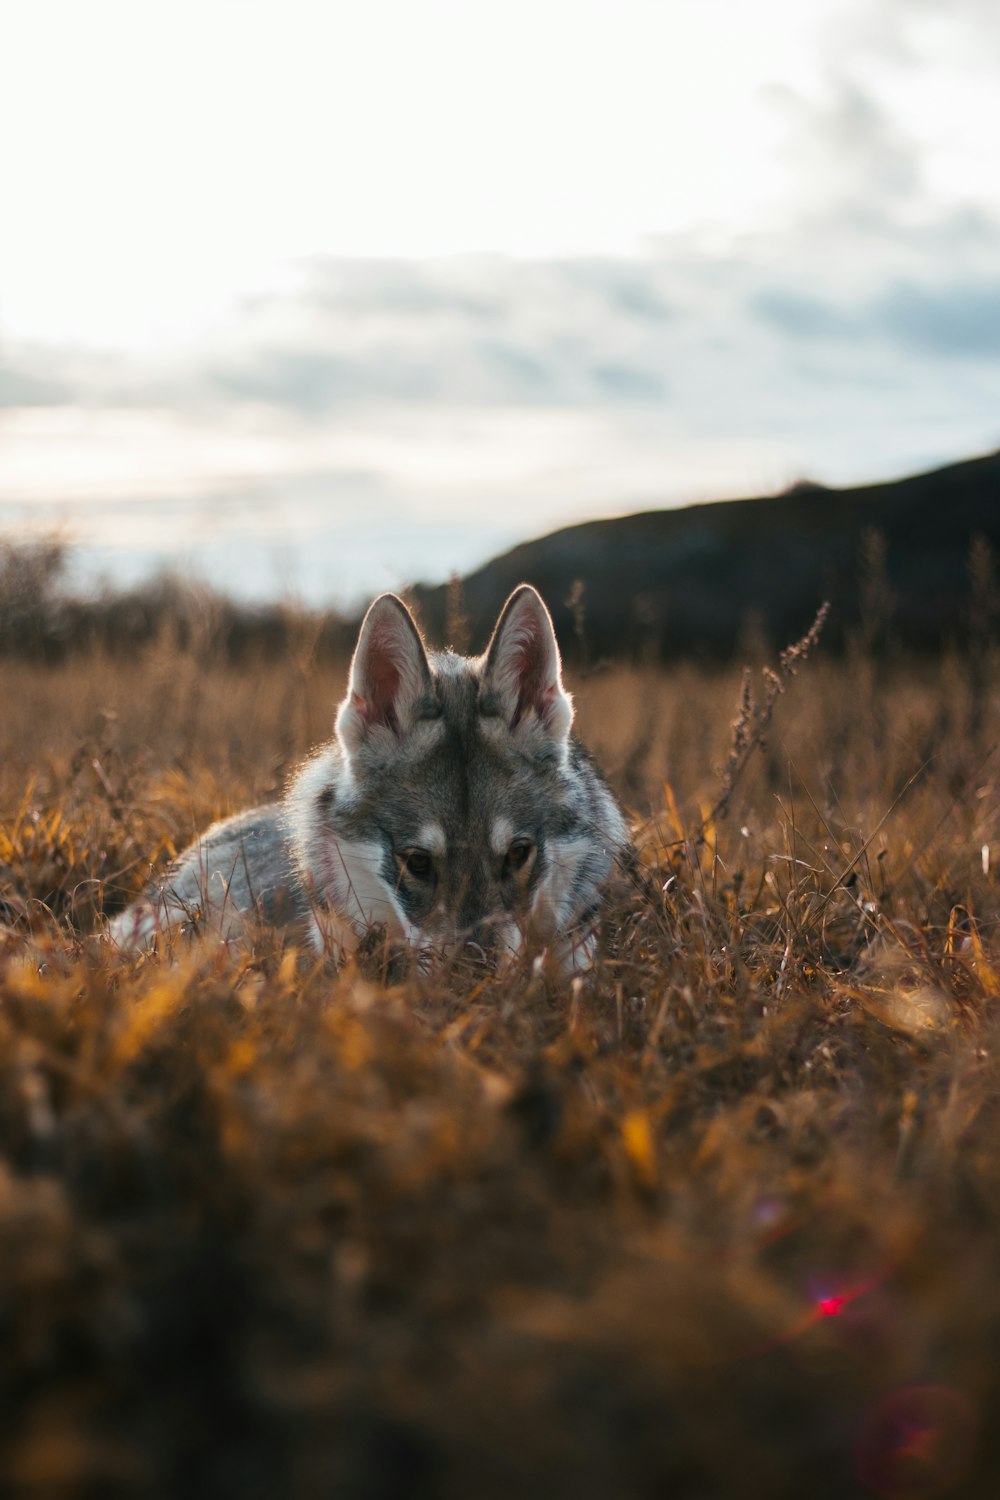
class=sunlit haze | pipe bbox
[2,0,999,605]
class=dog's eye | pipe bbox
[400,848,434,881]
[503,838,535,877]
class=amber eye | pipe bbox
[400,848,434,881]
[503,838,535,878]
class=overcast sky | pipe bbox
[1,0,999,604]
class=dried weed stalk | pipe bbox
[711,599,830,828]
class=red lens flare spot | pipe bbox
[817,1294,849,1317]
[807,1270,886,1326]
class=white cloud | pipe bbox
[0,0,837,347]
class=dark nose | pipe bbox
[462,924,499,972]
[454,869,496,961]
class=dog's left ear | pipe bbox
[480,585,574,742]
[337,593,433,755]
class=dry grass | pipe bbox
[3,627,1000,1498]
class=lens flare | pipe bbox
[854,1385,976,1499]
[817,1293,849,1317]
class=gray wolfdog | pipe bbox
[110,584,628,972]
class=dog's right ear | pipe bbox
[479,584,574,744]
[336,594,433,755]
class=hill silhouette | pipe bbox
[413,450,1000,660]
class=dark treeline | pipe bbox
[0,540,357,665]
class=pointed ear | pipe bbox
[480,585,574,742]
[336,594,433,755]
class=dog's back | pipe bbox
[109,805,305,949]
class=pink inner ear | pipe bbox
[357,625,404,734]
[509,619,550,729]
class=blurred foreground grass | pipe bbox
[2,619,1000,1498]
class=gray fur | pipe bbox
[110,805,307,948]
[110,585,629,972]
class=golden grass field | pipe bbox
[2,609,1000,1498]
